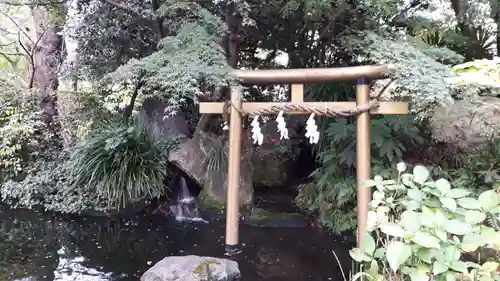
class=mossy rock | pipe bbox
[198,188,226,211]
[243,208,309,228]
[193,258,220,276]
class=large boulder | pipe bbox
[249,119,303,187]
[431,96,500,151]
[141,256,240,281]
[138,98,253,207]
[169,131,253,207]
[138,97,190,139]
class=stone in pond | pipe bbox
[140,255,240,281]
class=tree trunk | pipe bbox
[30,6,65,124]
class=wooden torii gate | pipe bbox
[199,65,408,253]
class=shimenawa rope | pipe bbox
[225,99,380,118]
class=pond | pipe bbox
[0,205,353,281]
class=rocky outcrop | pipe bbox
[139,98,253,206]
[169,132,253,207]
[138,97,191,139]
[250,119,303,187]
[431,96,500,151]
[140,256,240,281]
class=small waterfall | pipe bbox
[168,176,207,223]
[177,176,194,203]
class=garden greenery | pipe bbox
[349,164,500,281]
[295,115,425,234]
[68,122,178,208]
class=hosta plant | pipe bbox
[349,164,500,281]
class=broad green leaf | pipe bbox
[373,190,385,201]
[411,274,429,281]
[349,248,372,262]
[465,262,481,269]
[373,248,385,259]
[479,276,495,281]
[478,190,500,211]
[362,179,376,188]
[412,231,442,249]
[435,229,448,241]
[420,213,435,227]
[457,198,482,210]
[480,262,498,272]
[408,189,426,202]
[445,272,456,281]
[402,266,415,274]
[401,210,421,232]
[415,263,431,274]
[440,197,457,212]
[362,232,376,255]
[490,205,500,213]
[450,261,468,273]
[413,165,430,185]
[402,173,417,187]
[405,199,422,210]
[386,241,412,271]
[465,210,486,224]
[446,188,470,199]
[367,210,378,230]
[424,198,442,208]
[380,223,406,237]
[436,178,451,195]
[433,260,449,275]
[461,234,484,252]
[434,210,447,227]
[367,260,379,277]
[444,220,472,235]
[416,248,434,263]
[444,246,461,263]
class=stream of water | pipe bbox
[0,204,353,281]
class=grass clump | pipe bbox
[68,121,176,208]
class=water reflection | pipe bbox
[0,205,352,281]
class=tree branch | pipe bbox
[124,80,144,122]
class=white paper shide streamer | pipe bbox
[276,110,289,140]
[251,115,264,145]
[304,113,319,144]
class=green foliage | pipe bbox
[0,73,59,181]
[448,58,500,87]
[350,164,500,281]
[1,153,110,214]
[200,136,228,176]
[343,31,464,113]
[68,122,177,208]
[102,19,228,115]
[323,116,424,168]
[296,116,425,234]
[444,138,500,196]
[74,0,158,78]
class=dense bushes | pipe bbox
[349,164,500,281]
[0,120,178,213]
[296,115,426,234]
[68,122,177,208]
[0,73,177,213]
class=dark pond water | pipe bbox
[0,205,353,281]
